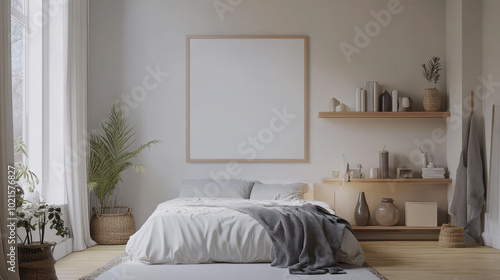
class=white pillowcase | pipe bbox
[249,181,305,200]
[179,179,254,199]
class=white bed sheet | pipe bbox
[125,198,364,266]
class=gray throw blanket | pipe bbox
[450,115,486,242]
[230,203,350,275]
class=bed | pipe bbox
[123,179,365,275]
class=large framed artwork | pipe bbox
[186,35,308,163]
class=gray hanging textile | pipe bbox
[450,115,485,242]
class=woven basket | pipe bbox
[90,207,135,245]
[18,242,57,280]
[423,88,441,112]
[439,224,465,248]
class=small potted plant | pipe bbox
[87,104,159,244]
[421,56,442,112]
[15,184,69,280]
[13,138,69,279]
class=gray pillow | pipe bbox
[250,181,305,200]
[179,179,254,199]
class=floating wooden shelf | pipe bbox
[351,226,440,231]
[318,111,450,118]
[351,226,441,241]
[322,178,452,184]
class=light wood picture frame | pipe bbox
[186,35,309,163]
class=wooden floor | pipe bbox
[55,242,500,280]
[362,242,500,280]
[55,245,126,280]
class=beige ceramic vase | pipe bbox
[375,198,400,226]
[423,88,441,112]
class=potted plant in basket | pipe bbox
[421,56,442,112]
[16,192,69,280]
[87,104,159,244]
[13,138,70,280]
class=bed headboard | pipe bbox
[256,179,314,200]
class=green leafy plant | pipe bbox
[14,137,39,192]
[16,193,70,245]
[422,56,442,86]
[87,104,159,213]
[13,138,68,245]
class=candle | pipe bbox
[341,154,347,175]
[421,152,427,167]
[379,150,389,179]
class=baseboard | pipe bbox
[482,232,500,249]
[53,238,73,260]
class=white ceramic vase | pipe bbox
[375,198,400,226]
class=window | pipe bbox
[11,0,27,164]
[11,0,66,204]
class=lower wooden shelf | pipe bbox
[351,225,441,241]
[323,178,452,184]
[352,226,440,231]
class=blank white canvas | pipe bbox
[188,37,306,161]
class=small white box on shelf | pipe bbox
[405,201,437,227]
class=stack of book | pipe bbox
[422,167,445,179]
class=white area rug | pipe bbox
[81,253,386,280]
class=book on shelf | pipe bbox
[422,167,446,179]
[366,82,374,112]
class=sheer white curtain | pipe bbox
[483,106,500,249]
[1,0,20,278]
[484,197,500,249]
[63,0,96,251]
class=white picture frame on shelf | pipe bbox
[397,168,414,179]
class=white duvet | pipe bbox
[125,198,365,266]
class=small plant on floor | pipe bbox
[15,188,69,280]
[13,137,69,245]
[14,137,69,245]
[16,193,70,279]
[16,192,70,245]
[87,103,159,214]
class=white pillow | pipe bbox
[250,181,305,200]
[179,179,254,199]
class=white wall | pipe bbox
[89,0,448,227]
[445,0,483,217]
[482,0,500,249]
[445,0,463,210]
